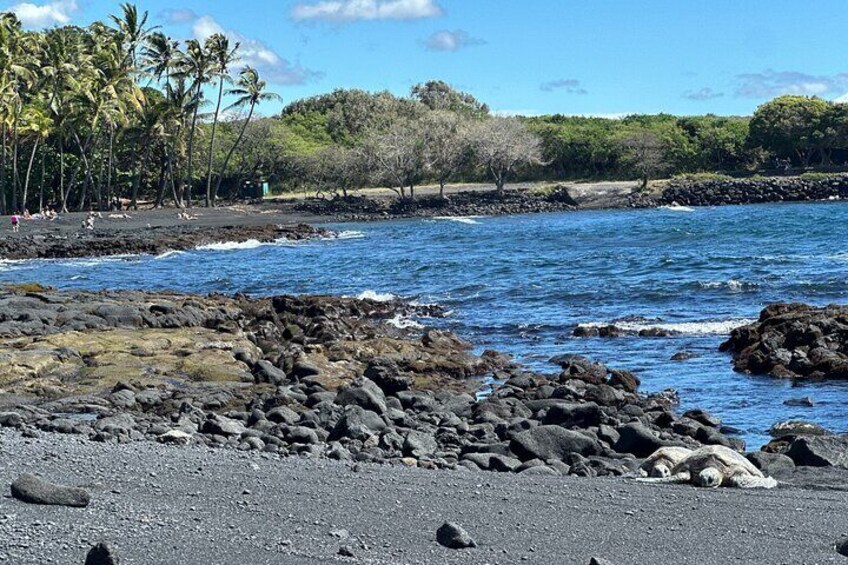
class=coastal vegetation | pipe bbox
[2,4,848,212]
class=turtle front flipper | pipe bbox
[636,471,690,485]
[729,474,778,489]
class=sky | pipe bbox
[4,0,848,118]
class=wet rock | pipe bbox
[589,558,615,565]
[769,420,829,438]
[783,396,814,407]
[682,409,721,428]
[608,370,640,392]
[85,542,119,565]
[436,522,476,549]
[10,473,90,507]
[671,351,700,361]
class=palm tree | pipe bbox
[213,67,280,202]
[174,38,209,207]
[109,3,157,71]
[202,33,240,207]
[19,103,52,210]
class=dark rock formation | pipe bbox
[662,175,848,207]
[0,223,328,260]
[721,303,848,380]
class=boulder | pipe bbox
[336,379,387,414]
[786,435,848,468]
[746,451,795,478]
[403,430,438,458]
[541,402,602,428]
[254,360,287,385]
[329,406,386,442]
[510,426,602,462]
[201,414,247,437]
[436,522,476,549]
[10,474,90,507]
[364,357,411,395]
[85,542,120,565]
[613,423,669,457]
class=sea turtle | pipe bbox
[637,445,778,489]
[638,446,693,478]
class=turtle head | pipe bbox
[650,464,671,478]
[696,467,722,488]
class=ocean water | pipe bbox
[4,201,848,447]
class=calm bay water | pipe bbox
[4,201,848,447]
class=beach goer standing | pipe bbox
[10,214,19,233]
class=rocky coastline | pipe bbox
[0,286,841,484]
[660,175,848,207]
[292,185,582,221]
[0,223,329,261]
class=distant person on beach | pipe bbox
[22,209,32,220]
[10,214,19,232]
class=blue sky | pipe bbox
[5,0,848,117]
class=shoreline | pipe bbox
[1,176,846,261]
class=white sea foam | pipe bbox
[356,290,397,302]
[658,204,695,212]
[58,254,140,267]
[577,318,756,336]
[154,250,185,260]
[195,239,266,251]
[332,230,366,240]
[432,216,483,225]
[698,279,758,291]
[386,313,423,329]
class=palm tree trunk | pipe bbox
[38,151,45,212]
[11,110,20,213]
[205,75,225,207]
[131,142,150,210]
[58,135,66,212]
[106,126,114,207]
[214,103,255,202]
[0,122,7,215]
[22,139,39,212]
[154,156,167,208]
[185,83,202,208]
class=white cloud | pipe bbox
[158,8,198,24]
[540,78,588,95]
[291,0,442,22]
[191,15,321,86]
[424,29,484,52]
[735,69,848,99]
[7,0,78,28]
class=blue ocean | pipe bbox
[5,201,848,447]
